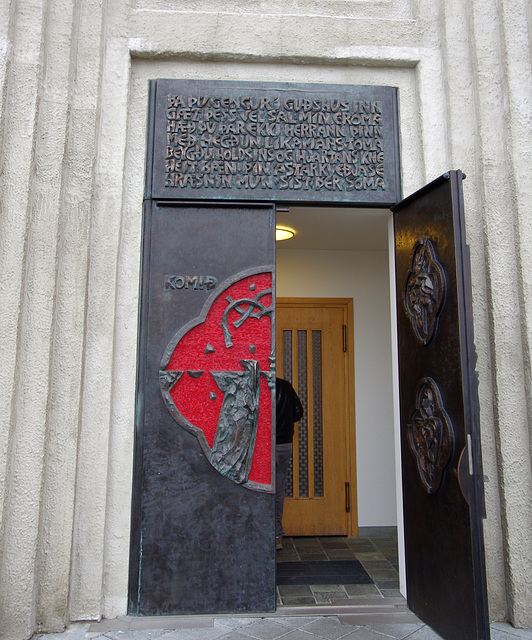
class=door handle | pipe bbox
[345,482,351,513]
[457,434,473,506]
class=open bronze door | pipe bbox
[392,171,490,640]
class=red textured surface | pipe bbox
[166,273,272,485]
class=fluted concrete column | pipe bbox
[469,0,532,627]
[439,0,509,622]
[0,0,108,636]
[0,0,74,638]
[34,0,106,632]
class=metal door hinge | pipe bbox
[342,325,347,352]
[345,482,351,513]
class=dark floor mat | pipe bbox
[276,560,373,585]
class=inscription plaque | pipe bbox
[147,80,400,204]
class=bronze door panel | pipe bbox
[393,171,489,640]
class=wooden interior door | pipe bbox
[276,299,355,536]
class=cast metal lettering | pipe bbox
[164,275,218,290]
[155,83,399,203]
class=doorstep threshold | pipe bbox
[88,597,420,633]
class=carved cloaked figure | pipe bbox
[404,238,445,345]
[209,359,261,484]
[408,377,453,494]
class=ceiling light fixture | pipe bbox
[275,226,295,241]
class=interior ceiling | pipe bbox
[276,206,390,252]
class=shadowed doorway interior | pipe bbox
[275,204,396,541]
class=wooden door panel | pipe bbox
[276,303,349,536]
[392,172,489,640]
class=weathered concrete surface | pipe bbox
[1,0,531,638]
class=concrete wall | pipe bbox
[277,248,397,528]
[1,0,531,638]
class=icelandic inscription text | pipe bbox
[164,95,386,194]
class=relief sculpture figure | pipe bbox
[159,269,274,491]
[404,238,445,345]
[408,377,454,494]
[209,359,261,484]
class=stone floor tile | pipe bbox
[314,592,350,604]
[282,539,297,548]
[379,589,403,598]
[402,626,444,639]
[344,584,381,597]
[364,571,399,582]
[325,549,358,559]
[298,553,329,561]
[278,549,300,561]
[217,631,265,640]
[272,617,321,629]
[144,632,200,640]
[320,539,350,549]
[213,618,258,630]
[352,552,387,562]
[277,585,313,597]
[311,584,347,593]
[236,618,294,640]
[145,627,228,640]
[337,628,395,639]
[279,596,317,606]
[360,623,424,639]
[105,634,162,640]
[359,560,394,570]
[301,617,359,640]
[32,625,104,640]
[374,581,400,590]
[128,618,213,631]
[490,623,532,639]
[292,538,321,548]
[269,631,322,640]
[345,541,376,551]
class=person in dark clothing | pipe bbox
[275,377,303,550]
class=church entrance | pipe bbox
[129,79,490,639]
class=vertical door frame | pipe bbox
[276,297,357,536]
[388,213,407,597]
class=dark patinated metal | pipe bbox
[210,359,261,484]
[408,376,454,494]
[404,238,446,344]
[147,80,401,205]
[393,171,489,640]
[129,202,276,616]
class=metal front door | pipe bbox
[129,201,276,615]
[276,300,352,536]
[392,171,490,640]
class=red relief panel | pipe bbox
[159,270,274,492]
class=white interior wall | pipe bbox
[277,246,396,527]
